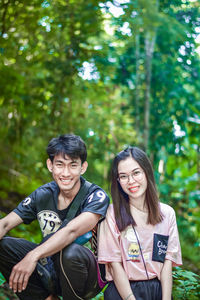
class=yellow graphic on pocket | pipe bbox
[128,243,140,262]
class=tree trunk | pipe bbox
[135,33,140,134]
[143,31,156,151]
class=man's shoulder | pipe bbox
[79,179,110,215]
[30,181,59,204]
[87,182,110,203]
[88,182,108,195]
[35,181,58,194]
[81,177,109,199]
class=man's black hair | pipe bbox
[46,134,87,163]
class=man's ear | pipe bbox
[80,161,88,175]
[46,158,53,173]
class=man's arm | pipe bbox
[0,212,23,239]
[160,259,172,300]
[34,211,100,257]
[9,211,100,293]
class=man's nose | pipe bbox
[62,166,70,176]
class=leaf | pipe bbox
[0,273,6,286]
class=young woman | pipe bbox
[98,147,182,300]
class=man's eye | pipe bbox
[56,164,62,167]
[71,164,78,168]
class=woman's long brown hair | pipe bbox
[111,147,163,232]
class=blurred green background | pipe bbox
[0,0,199,299]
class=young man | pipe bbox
[0,134,109,300]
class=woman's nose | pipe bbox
[128,174,136,183]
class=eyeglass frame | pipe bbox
[117,168,144,184]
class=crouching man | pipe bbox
[0,134,109,300]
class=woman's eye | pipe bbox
[134,170,141,175]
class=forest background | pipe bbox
[0,0,199,299]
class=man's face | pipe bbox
[47,154,88,193]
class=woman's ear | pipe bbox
[46,158,53,173]
[80,161,88,175]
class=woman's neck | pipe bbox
[129,200,148,213]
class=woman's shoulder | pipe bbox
[101,203,120,233]
[160,202,176,217]
[106,203,115,216]
[104,203,117,222]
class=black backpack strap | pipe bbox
[42,180,94,240]
[66,180,93,221]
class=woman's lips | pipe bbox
[128,186,139,192]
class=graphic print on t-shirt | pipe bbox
[37,210,62,237]
[22,197,32,206]
[152,233,169,263]
[125,227,140,262]
[87,190,106,203]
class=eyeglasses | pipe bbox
[118,169,144,183]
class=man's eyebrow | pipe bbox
[55,156,80,163]
[70,160,79,163]
[54,159,64,163]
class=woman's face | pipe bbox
[117,156,147,202]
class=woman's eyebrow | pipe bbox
[118,167,140,174]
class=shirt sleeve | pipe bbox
[13,190,37,224]
[165,208,182,267]
[98,205,122,264]
[81,188,110,218]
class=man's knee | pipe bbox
[62,243,85,265]
[60,243,96,275]
[0,236,13,252]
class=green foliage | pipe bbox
[0,1,200,299]
[9,220,42,243]
[92,291,104,300]
[173,268,200,299]
[0,283,18,300]
[0,273,6,286]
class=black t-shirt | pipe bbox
[14,177,110,238]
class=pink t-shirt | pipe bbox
[98,203,182,281]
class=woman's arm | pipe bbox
[160,259,172,300]
[110,262,136,300]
